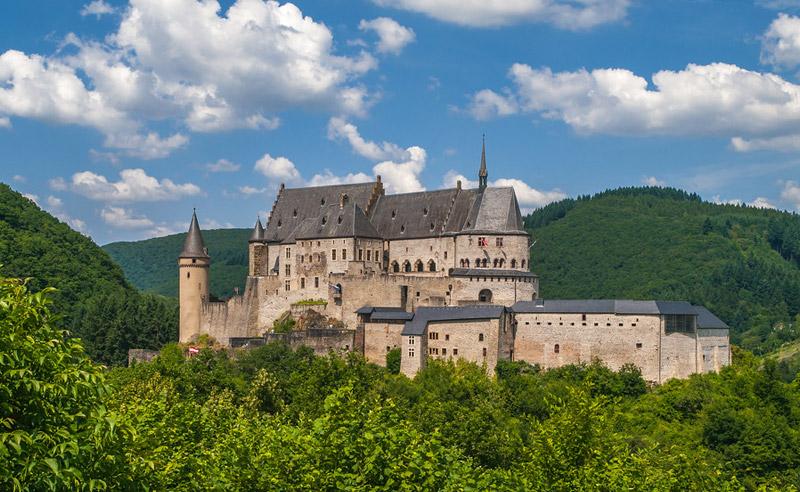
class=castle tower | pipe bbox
[479,136,488,191]
[248,216,267,276]
[179,209,210,344]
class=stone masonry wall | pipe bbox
[363,320,405,366]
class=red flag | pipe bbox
[188,346,199,355]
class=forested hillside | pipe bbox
[103,228,251,299]
[0,183,177,365]
[525,187,800,357]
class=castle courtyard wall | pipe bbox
[363,320,404,365]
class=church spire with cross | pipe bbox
[479,135,488,191]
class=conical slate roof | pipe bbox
[479,138,488,178]
[249,217,265,242]
[179,210,210,259]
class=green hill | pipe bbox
[0,183,177,366]
[102,228,251,299]
[525,187,800,355]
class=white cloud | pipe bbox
[238,185,267,195]
[373,146,426,193]
[371,0,630,29]
[70,168,201,202]
[100,205,154,228]
[49,177,67,191]
[442,170,566,213]
[0,0,380,159]
[469,62,800,152]
[81,0,115,17]
[358,17,415,55]
[761,13,800,70]
[46,195,62,208]
[642,176,665,186]
[41,194,91,233]
[22,193,39,204]
[781,180,800,210]
[750,197,777,209]
[757,0,800,9]
[12,174,26,183]
[206,158,240,172]
[467,89,518,120]
[254,154,303,184]
[713,194,777,209]
[307,170,373,187]
[327,117,409,161]
[712,195,743,206]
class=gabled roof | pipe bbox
[264,182,377,243]
[369,188,459,239]
[289,203,381,241]
[462,187,525,233]
[693,306,730,329]
[402,305,507,336]
[179,210,210,259]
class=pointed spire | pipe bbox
[180,209,210,258]
[249,216,265,242]
[479,134,488,191]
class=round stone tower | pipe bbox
[179,209,210,343]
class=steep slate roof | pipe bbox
[355,306,415,321]
[291,203,382,241]
[512,299,697,315]
[264,182,377,243]
[249,218,265,242]
[442,188,479,234]
[402,305,507,336]
[179,210,210,259]
[462,187,525,234]
[692,306,730,329]
[369,189,459,239]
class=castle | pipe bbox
[179,144,730,382]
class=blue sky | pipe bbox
[4,0,800,244]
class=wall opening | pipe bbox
[479,289,493,302]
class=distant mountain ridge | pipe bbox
[0,183,177,366]
[525,186,800,355]
[102,228,251,299]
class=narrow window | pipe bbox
[342,249,346,260]
[285,280,291,291]
[300,278,305,289]
[332,249,337,260]
[496,237,504,247]
[285,264,291,276]
[367,250,371,261]
[554,344,560,354]
[409,348,414,357]
[442,348,447,355]
[483,347,487,357]
[314,277,319,288]
[478,237,487,247]
[358,249,363,261]
[409,336,415,345]
[453,348,458,356]
[478,333,484,342]
[285,247,291,259]
[444,251,448,259]
[445,334,449,341]
[187,272,190,278]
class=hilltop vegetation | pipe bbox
[0,183,176,366]
[103,228,251,299]
[525,187,800,362]
[3,276,799,491]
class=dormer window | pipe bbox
[293,209,297,217]
[391,210,396,219]
[338,216,343,224]
[322,217,327,225]
[277,220,282,227]
[321,198,326,205]
[400,224,406,233]
[423,207,428,216]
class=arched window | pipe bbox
[498,259,504,268]
[521,259,526,269]
[511,259,517,268]
[475,258,481,268]
[479,289,492,302]
[482,258,487,268]
[493,259,498,267]
[392,261,400,273]
[464,259,470,268]
[428,260,436,272]
[403,261,412,272]
[460,259,464,267]
[415,260,424,272]
[478,333,484,341]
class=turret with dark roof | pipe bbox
[249,217,265,243]
[179,209,210,259]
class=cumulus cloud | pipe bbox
[642,176,666,186]
[89,149,122,165]
[42,194,90,233]
[100,205,154,228]
[468,62,800,152]
[0,0,379,159]
[206,158,240,172]
[467,89,519,120]
[442,170,566,213]
[238,185,267,195]
[254,154,303,184]
[12,174,26,183]
[370,0,630,29]
[70,168,201,202]
[358,17,415,55]
[373,146,426,193]
[307,170,373,187]
[81,0,115,17]
[0,116,10,128]
[23,193,39,204]
[48,177,67,191]
[713,195,777,209]
[761,13,800,69]
[327,117,409,161]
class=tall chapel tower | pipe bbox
[179,209,210,343]
[479,136,488,191]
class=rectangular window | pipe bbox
[359,249,363,261]
[285,265,291,276]
[482,347,487,357]
[285,247,291,259]
[314,277,319,288]
[409,348,414,357]
[444,251,448,259]
[442,348,447,355]
[285,280,291,291]
[453,348,458,356]
[636,343,643,349]
[409,336,415,345]
[665,314,695,334]
[496,237,504,247]
[300,255,304,264]
[478,237,487,247]
[367,250,371,261]
[375,250,380,263]
[445,334,449,341]
[342,249,347,260]
[332,249,337,260]
[300,278,305,289]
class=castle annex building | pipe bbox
[179,145,730,383]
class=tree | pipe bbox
[385,348,401,375]
[0,275,137,490]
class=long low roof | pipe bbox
[402,305,507,336]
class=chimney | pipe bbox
[340,193,349,208]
